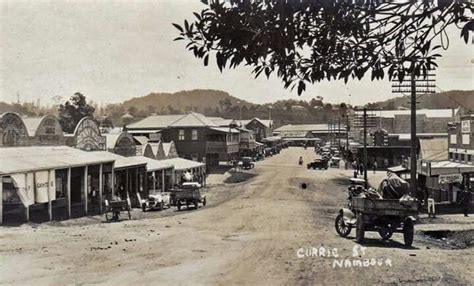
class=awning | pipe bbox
[90,152,147,170]
[160,158,205,171]
[429,160,474,176]
[261,136,282,142]
[134,156,173,172]
[209,127,240,134]
[387,165,407,173]
[282,138,322,141]
[0,146,115,175]
[127,129,161,134]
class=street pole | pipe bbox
[338,115,341,149]
[363,107,368,189]
[410,72,417,197]
[346,112,349,156]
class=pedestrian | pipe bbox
[462,188,472,217]
[373,161,377,174]
[359,163,364,175]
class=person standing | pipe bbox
[373,161,377,174]
[359,163,364,175]
[462,188,472,217]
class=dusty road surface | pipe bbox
[1,147,473,285]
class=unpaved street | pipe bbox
[1,147,473,285]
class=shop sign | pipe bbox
[438,173,463,185]
[461,120,470,133]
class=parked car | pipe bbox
[140,189,171,212]
[330,157,341,168]
[170,182,206,211]
[241,157,255,170]
[307,159,329,170]
[264,148,273,157]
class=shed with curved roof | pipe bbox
[23,115,64,145]
[0,112,29,147]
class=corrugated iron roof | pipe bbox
[159,158,205,171]
[209,127,240,134]
[0,146,115,175]
[275,124,346,132]
[354,108,458,118]
[22,116,47,136]
[169,112,218,127]
[127,115,184,129]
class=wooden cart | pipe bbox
[104,198,132,222]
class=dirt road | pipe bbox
[1,147,473,285]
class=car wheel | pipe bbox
[335,213,352,238]
[378,226,393,240]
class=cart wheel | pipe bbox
[378,226,393,240]
[142,203,146,212]
[177,201,181,211]
[403,219,414,247]
[335,213,352,238]
[203,197,207,207]
[355,214,365,243]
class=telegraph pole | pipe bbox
[409,73,417,197]
[346,112,349,158]
[392,67,436,197]
[338,115,341,149]
[363,108,368,189]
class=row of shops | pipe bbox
[0,146,205,224]
[0,112,207,225]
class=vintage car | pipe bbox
[241,157,255,170]
[264,148,273,157]
[330,157,341,168]
[307,158,329,170]
[170,182,207,211]
[140,189,171,212]
[335,177,418,247]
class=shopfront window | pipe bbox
[192,129,198,140]
[179,130,185,140]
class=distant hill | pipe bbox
[368,90,474,111]
[120,89,256,115]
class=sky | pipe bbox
[1,0,473,107]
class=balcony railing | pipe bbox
[206,141,239,154]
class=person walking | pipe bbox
[359,163,364,176]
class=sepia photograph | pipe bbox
[0,0,473,285]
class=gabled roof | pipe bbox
[169,112,218,127]
[244,118,273,128]
[133,136,149,145]
[127,115,184,129]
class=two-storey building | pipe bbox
[127,112,240,166]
